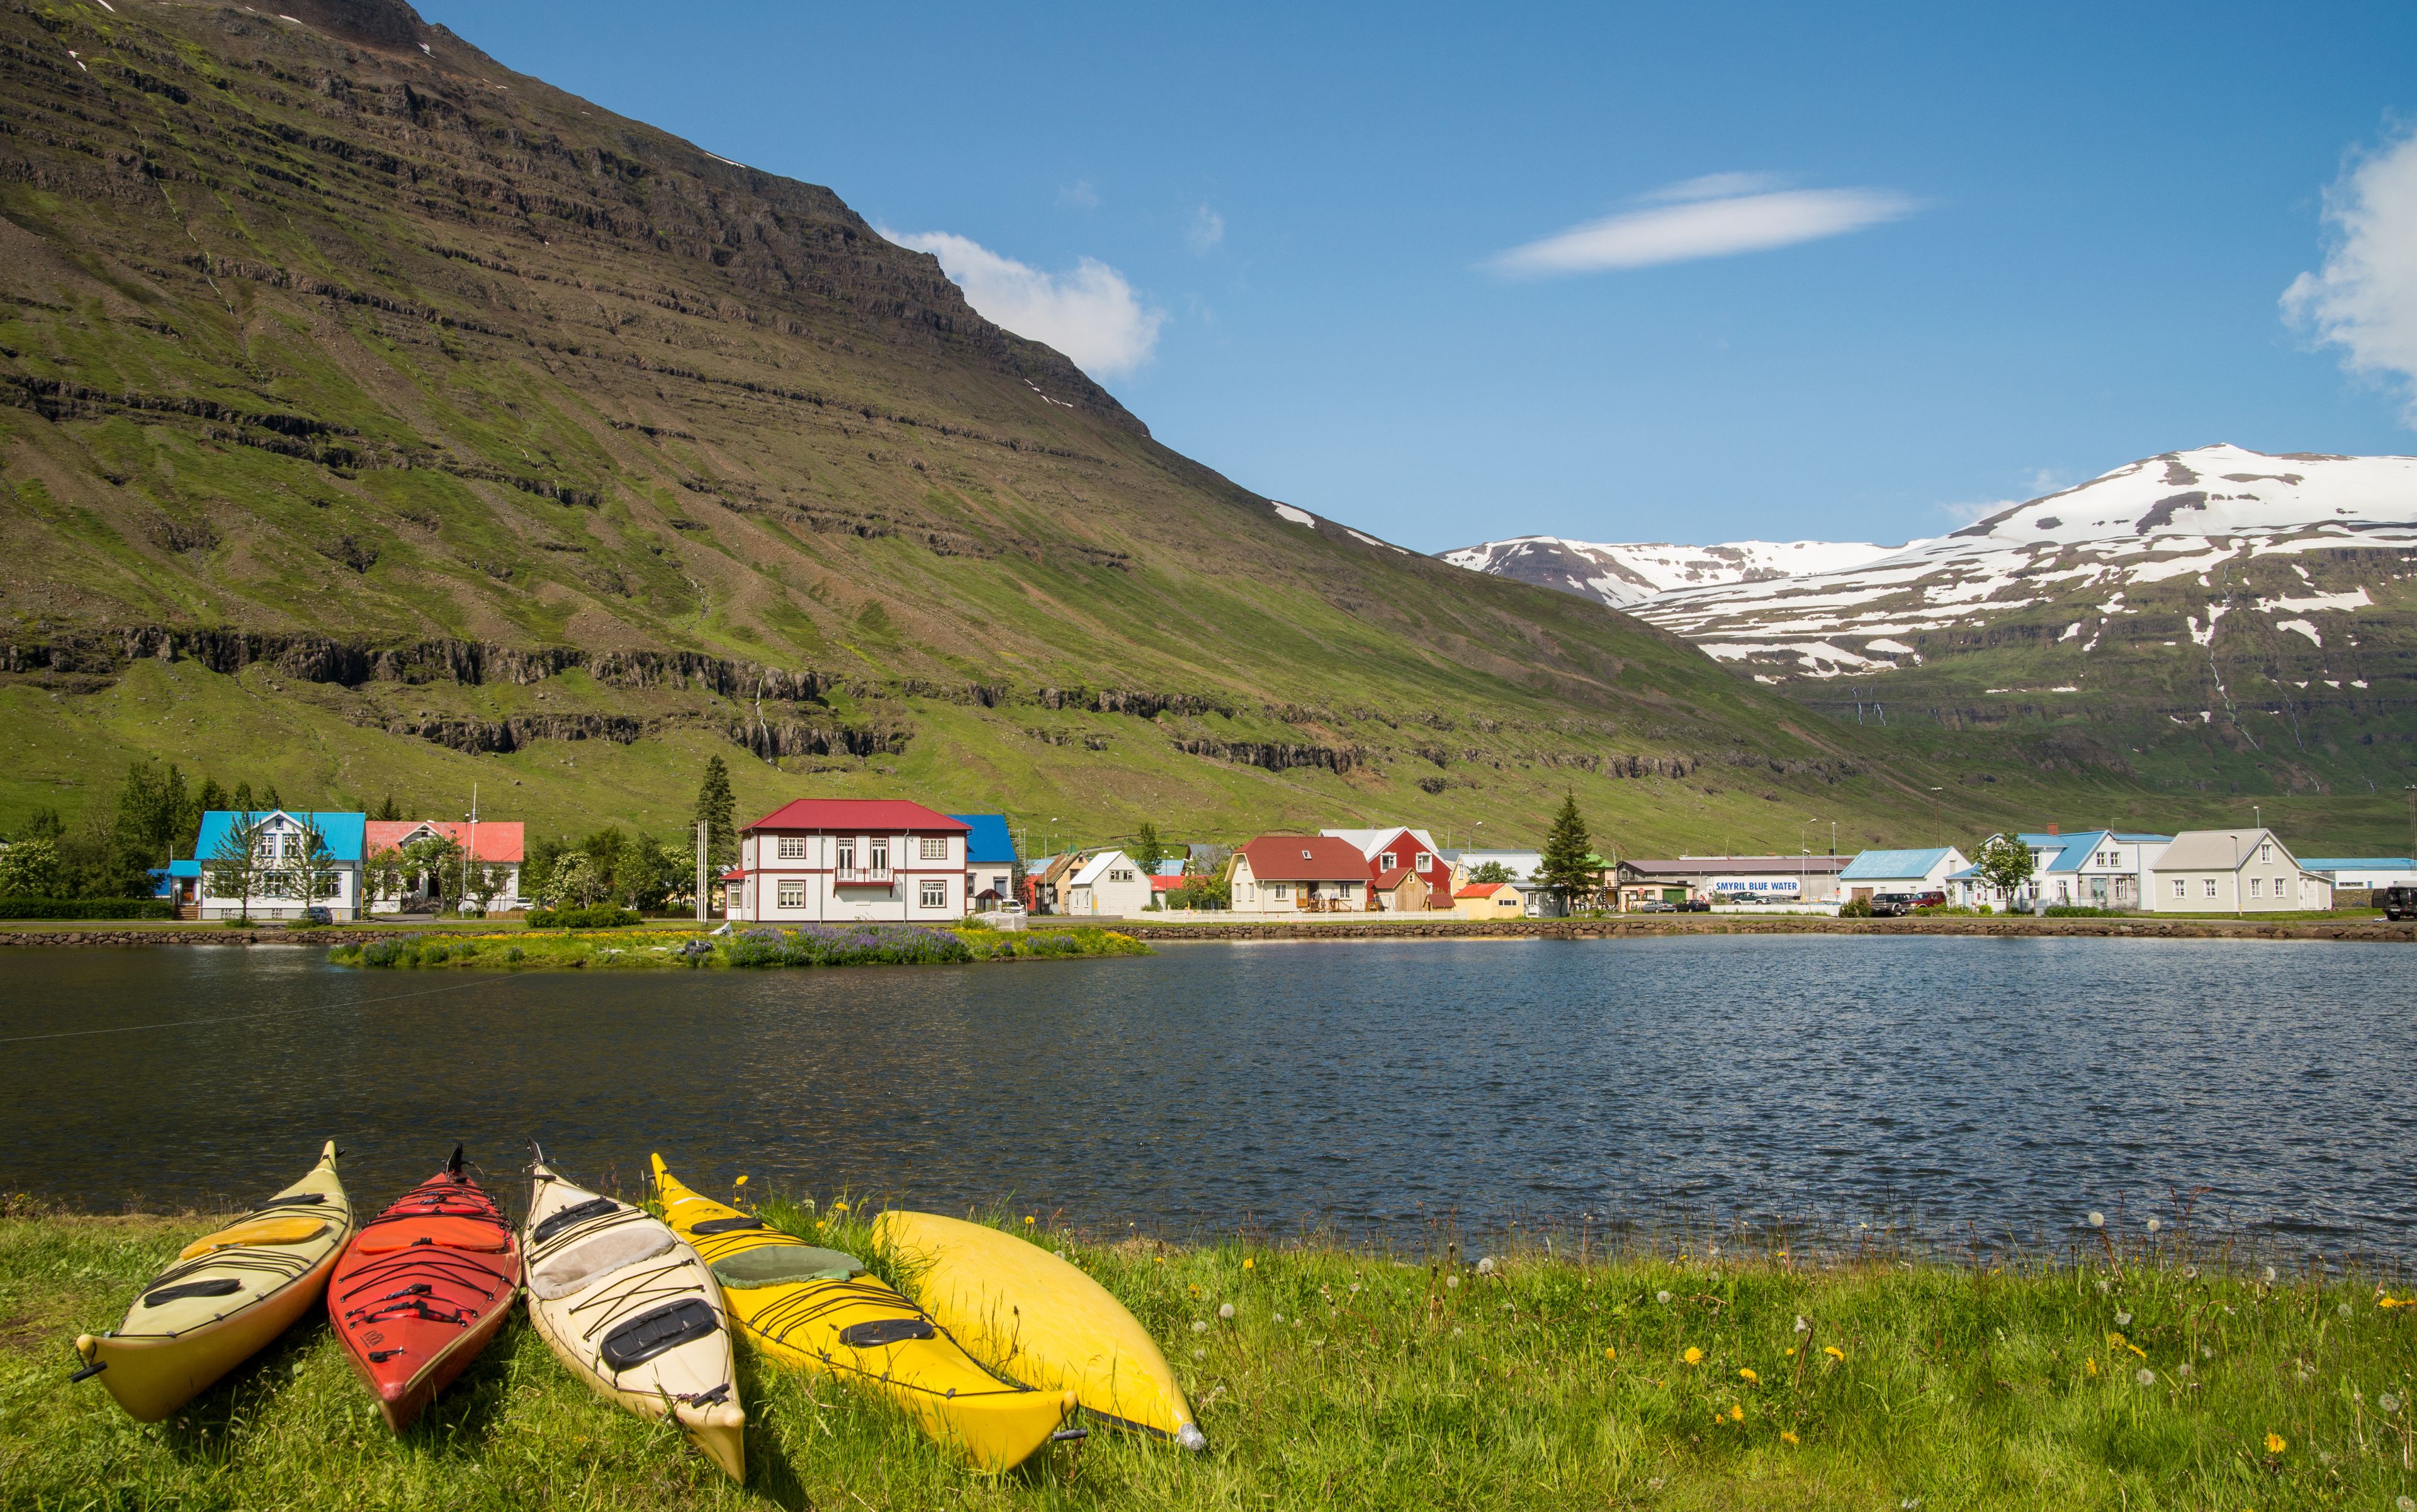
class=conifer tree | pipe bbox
[1536,791,1598,910]
[692,755,737,866]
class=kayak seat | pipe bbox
[142,1277,245,1308]
[531,1195,623,1246]
[528,1228,675,1301]
[355,1216,512,1254]
[708,1244,864,1290]
[600,1297,721,1371]
[837,1317,937,1350]
[689,1217,765,1236]
[177,1217,328,1260]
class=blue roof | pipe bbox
[2301,857,2417,871]
[1153,858,1185,877]
[948,814,1017,866]
[193,811,366,863]
[1840,847,1958,881]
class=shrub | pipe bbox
[2042,905,2125,918]
[723,923,973,969]
[527,905,641,929]
[358,937,419,968]
[0,897,175,920]
[1837,899,1874,918]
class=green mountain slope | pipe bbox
[0,0,2394,856]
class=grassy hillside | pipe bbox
[0,0,2401,859]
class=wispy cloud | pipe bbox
[1186,204,1225,254]
[1057,179,1098,210]
[2283,123,2417,421]
[882,229,1164,377]
[1490,176,1917,276]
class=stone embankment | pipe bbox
[1125,915,2417,944]
[0,927,400,947]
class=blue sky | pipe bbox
[423,1,2417,553]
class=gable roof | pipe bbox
[1237,835,1372,881]
[1454,883,1510,899]
[1149,874,1185,892]
[1323,827,1442,862]
[2155,828,2299,872]
[1839,847,1962,881]
[194,810,366,863]
[948,813,1017,866]
[747,799,969,833]
[1070,850,1134,888]
[364,819,524,863]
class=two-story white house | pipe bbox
[194,810,367,920]
[1063,850,1152,916]
[727,799,971,923]
[2148,828,2331,913]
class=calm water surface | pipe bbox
[1,937,2408,1257]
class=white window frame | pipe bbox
[778,835,806,860]
[869,841,889,871]
[919,879,947,909]
[2248,877,2262,898]
[1273,884,1289,900]
[2204,878,2217,899]
[777,879,806,910]
[920,835,947,861]
[2172,878,2185,899]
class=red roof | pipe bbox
[1149,874,1186,891]
[1237,835,1371,882]
[745,799,971,833]
[365,819,524,864]
[1455,883,1509,899]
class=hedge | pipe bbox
[0,897,176,921]
[526,905,642,930]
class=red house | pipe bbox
[729,799,971,923]
[1324,827,1453,911]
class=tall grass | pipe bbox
[4,1206,2412,1509]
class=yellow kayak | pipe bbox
[651,1157,1072,1470]
[873,1210,1204,1449]
[74,1141,353,1421]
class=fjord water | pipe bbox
[2,937,2408,1258]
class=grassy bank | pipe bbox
[4,1203,2413,1510]
[325,923,1148,971]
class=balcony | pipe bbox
[833,866,894,887]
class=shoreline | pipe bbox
[4,913,2412,948]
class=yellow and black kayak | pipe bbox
[872,1209,1205,1449]
[74,1141,353,1421]
[651,1156,1073,1470]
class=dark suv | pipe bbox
[2385,884,2417,922]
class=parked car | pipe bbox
[2384,884,2417,922]
[1632,899,1674,913]
[1869,890,1946,917]
[1676,898,1711,913]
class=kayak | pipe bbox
[872,1210,1205,1450]
[73,1141,352,1422]
[651,1156,1074,1471]
[522,1156,744,1482]
[328,1146,519,1432]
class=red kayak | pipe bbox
[328,1146,521,1431]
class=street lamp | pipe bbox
[1929,787,1944,848]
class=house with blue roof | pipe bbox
[949,813,1020,911]
[193,810,367,920]
[2298,857,2417,897]
[1839,847,1969,904]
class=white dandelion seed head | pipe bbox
[1450,1326,1462,1337]
[1193,1348,1205,1360]
[1218,1302,1234,1320]
[2263,1265,2279,1282]
[1445,1275,1459,1289]
[1794,1315,1810,1333]
[2175,1363,2193,1379]
[1271,1311,1283,1323]
[1657,1290,1674,1305]
[2397,1497,2414,1512]
[1349,1283,1360,1294]
[1191,1320,1207,1333]
[2136,1368,2155,1385]
[2379,1392,2401,1414]
[1476,1256,1496,1275]
[1708,1244,1719,1257]
[2145,1217,2160,1233]
[2116,1311,2132,1326]
[2097,1279,2112,1294]
[2087,1211,2105,1228]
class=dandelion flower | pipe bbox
[1728,1403,1744,1422]
[2263,1265,2279,1283]
[1738,1368,1759,1384]
[1154,1255,1165,1265]
[1023,1214,1035,1225]
[1446,1275,1460,1289]
[2114,1311,2131,1326]
[2380,1392,2402,1414]
[1780,1430,1800,1445]
[1604,1346,1616,1362]
[1192,1320,1207,1333]
[1823,1345,1844,1361]
[735,1175,749,1187]
[2135,1368,2155,1385]
[1784,1347,1797,1357]
[2085,1357,2098,1377]
[1218,1303,1234,1321]
[831,1200,849,1214]
[1656,1290,1674,1305]
[2087,1211,2105,1228]
[2265,1432,2287,1455]
[1477,1256,1496,1275]
[1684,1346,1704,1366]
[2397,1497,2414,1512]
[1243,1258,1255,1270]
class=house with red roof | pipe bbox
[728,798,971,923]
[1325,827,1453,911]
[364,818,527,913]
[1229,834,1377,917]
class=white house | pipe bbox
[2299,857,2417,898]
[1063,850,1152,917]
[727,799,969,923]
[1838,847,1969,903]
[194,810,367,920]
[2148,829,2331,913]
[1229,835,1375,917]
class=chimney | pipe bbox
[2047,823,2058,835]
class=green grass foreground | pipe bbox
[324,924,1149,971]
[3,1205,2414,1510]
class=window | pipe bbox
[920,835,947,860]
[920,879,947,909]
[2248,877,2261,898]
[2259,842,2272,863]
[1111,869,1134,883]
[1273,884,1290,900]
[2172,879,2186,898]
[2204,879,2217,899]
[778,835,806,860]
[837,843,855,871]
[1416,853,1433,869]
[1382,852,1397,870]
[777,880,806,910]
[869,842,889,871]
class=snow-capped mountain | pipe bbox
[1633,444,2417,679]
[1439,536,1890,609]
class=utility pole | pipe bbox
[695,819,709,925]
[1929,787,1944,848]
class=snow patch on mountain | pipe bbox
[1438,536,1890,609]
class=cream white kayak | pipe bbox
[75,1141,353,1422]
[522,1159,743,1481]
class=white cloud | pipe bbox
[2283,124,2417,420]
[1057,180,1098,209]
[1491,180,1917,276]
[1935,498,2019,527]
[882,229,1165,377]
[1186,204,1225,254]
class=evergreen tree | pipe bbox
[1132,821,1166,872]
[373,793,403,822]
[231,781,256,813]
[692,755,737,866]
[1536,792,1598,910]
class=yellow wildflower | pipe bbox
[1244,1258,1255,1270]
[1684,1346,1704,1366]
[1823,1345,1844,1361]
[2107,1331,2126,1349]
[831,1200,848,1214]
[1023,1215,1035,1225]
[734,1175,748,1187]
[1780,1430,1800,1446]
[1738,1367,1759,1384]
[2085,1356,2099,1377]
[1728,1403,1744,1422]
[1784,1346,1797,1357]
[2265,1432,2287,1455]
[1604,1346,1617,1362]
